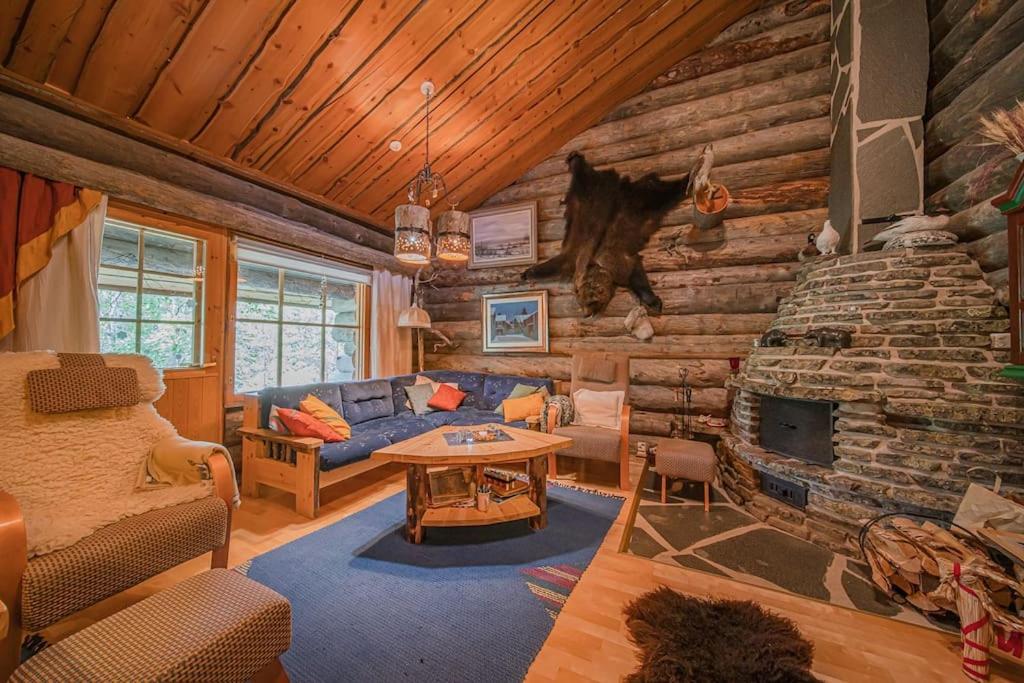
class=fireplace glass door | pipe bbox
[759,395,835,467]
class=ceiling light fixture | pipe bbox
[394,80,470,265]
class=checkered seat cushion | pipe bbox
[655,440,717,482]
[12,569,290,683]
[553,425,621,463]
[20,496,228,632]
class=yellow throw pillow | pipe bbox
[299,394,351,440]
[502,392,546,423]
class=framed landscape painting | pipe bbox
[468,201,537,269]
[481,291,549,353]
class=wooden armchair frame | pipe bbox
[0,453,235,681]
[239,395,381,518]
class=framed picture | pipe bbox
[481,291,549,354]
[469,201,537,269]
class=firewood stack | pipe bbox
[862,516,1024,680]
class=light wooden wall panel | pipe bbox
[422,0,832,442]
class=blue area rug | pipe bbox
[238,485,622,682]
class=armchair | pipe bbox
[547,353,632,490]
[0,352,236,681]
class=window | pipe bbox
[233,242,369,393]
[98,219,205,368]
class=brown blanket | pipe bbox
[137,436,240,508]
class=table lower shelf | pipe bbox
[422,496,540,527]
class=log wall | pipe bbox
[924,0,1024,302]
[422,0,832,442]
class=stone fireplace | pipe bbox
[720,246,1024,558]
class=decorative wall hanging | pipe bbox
[468,201,537,270]
[521,152,685,317]
[687,143,730,229]
[481,290,548,353]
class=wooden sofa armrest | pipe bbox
[0,489,26,679]
[238,427,323,452]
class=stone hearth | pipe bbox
[720,247,1024,558]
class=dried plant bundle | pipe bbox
[978,100,1024,157]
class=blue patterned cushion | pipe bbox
[356,415,434,443]
[258,383,343,428]
[341,379,394,425]
[448,408,505,427]
[421,410,459,428]
[319,432,391,471]
[481,375,554,411]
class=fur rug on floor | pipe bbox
[623,586,820,683]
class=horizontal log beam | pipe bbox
[0,131,403,271]
[495,116,829,205]
[521,95,830,184]
[648,14,829,89]
[0,71,393,249]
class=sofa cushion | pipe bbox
[403,382,437,415]
[341,379,394,425]
[553,424,621,463]
[356,415,435,443]
[448,408,526,429]
[259,383,342,429]
[481,375,554,410]
[421,410,460,428]
[428,384,466,411]
[319,432,392,471]
[422,371,486,408]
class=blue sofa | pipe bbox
[239,371,554,517]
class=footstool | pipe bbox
[654,439,717,510]
[12,569,291,683]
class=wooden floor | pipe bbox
[43,457,1023,682]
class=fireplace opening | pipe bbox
[759,395,835,467]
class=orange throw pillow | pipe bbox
[299,394,351,440]
[502,392,545,423]
[428,383,467,411]
[276,407,344,442]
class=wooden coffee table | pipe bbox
[370,424,572,543]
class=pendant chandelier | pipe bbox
[394,81,470,264]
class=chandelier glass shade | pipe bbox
[435,207,470,262]
[394,204,431,264]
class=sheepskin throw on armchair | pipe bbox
[0,351,216,558]
[521,152,685,316]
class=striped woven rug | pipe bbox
[238,484,622,682]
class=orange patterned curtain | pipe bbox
[0,167,103,339]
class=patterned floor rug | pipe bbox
[626,469,955,632]
[238,484,622,682]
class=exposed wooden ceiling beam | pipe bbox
[0,70,392,241]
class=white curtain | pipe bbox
[1,195,107,352]
[370,268,413,378]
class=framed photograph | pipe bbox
[481,291,549,353]
[469,201,537,269]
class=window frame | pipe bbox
[227,241,371,401]
[98,218,207,369]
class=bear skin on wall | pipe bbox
[521,152,685,317]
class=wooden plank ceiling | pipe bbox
[0,0,755,229]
